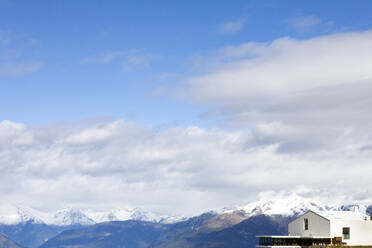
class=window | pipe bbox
[304,218,309,230]
[343,227,350,240]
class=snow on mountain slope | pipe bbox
[219,192,362,218]
[0,206,44,225]
[0,205,94,226]
[84,208,185,224]
[239,192,337,216]
[0,205,182,226]
[0,192,369,226]
[48,208,95,226]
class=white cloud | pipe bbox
[219,19,245,34]
[81,49,154,72]
[285,15,322,32]
[180,30,372,153]
[81,50,137,64]
[185,31,372,102]
[2,30,372,217]
[0,30,42,76]
[0,61,42,76]
[64,120,122,145]
[1,119,372,216]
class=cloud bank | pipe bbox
[0,117,371,216]
[182,30,372,154]
[2,30,372,216]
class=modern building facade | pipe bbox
[258,210,372,247]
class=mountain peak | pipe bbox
[16,206,44,224]
[233,192,370,218]
[0,205,44,225]
[239,192,330,216]
[51,207,95,226]
[0,193,368,227]
[0,205,184,226]
[84,207,184,224]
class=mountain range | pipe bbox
[0,193,370,248]
[0,206,182,226]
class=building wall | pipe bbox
[288,211,330,237]
[330,219,372,245]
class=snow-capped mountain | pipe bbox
[219,192,369,218]
[50,208,95,226]
[0,206,44,225]
[0,192,369,227]
[0,205,182,226]
[238,192,337,216]
[1,194,371,248]
[84,208,185,224]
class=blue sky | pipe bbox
[1,0,372,126]
[2,1,372,215]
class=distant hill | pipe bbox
[0,234,23,248]
[0,194,371,248]
[149,214,290,248]
[0,206,178,248]
[0,221,83,248]
[38,214,290,248]
[0,206,180,226]
[39,221,170,248]
[179,215,289,248]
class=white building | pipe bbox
[258,210,372,247]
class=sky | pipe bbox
[1,0,372,216]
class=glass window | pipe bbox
[343,227,350,240]
[304,218,309,230]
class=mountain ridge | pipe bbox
[0,193,368,227]
[36,193,372,248]
[1,193,371,248]
[0,233,24,248]
[0,206,183,226]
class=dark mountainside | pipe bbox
[182,215,290,248]
[0,222,83,248]
[0,233,24,248]
[10,202,371,248]
[38,214,291,248]
[149,214,289,248]
[39,221,170,248]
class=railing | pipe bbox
[258,237,331,247]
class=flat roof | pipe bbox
[256,246,301,248]
[256,235,330,239]
[320,210,371,221]
[288,210,372,224]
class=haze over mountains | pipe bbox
[0,193,370,248]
